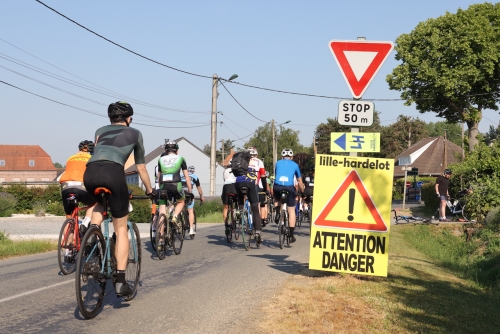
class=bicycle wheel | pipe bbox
[285,215,290,247]
[278,210,286,249]
[174,214,185,255]
[241,212,249,251]
[150,214,157,251]
[190,209,197,239]
[58,218,76,275]
[155,214,167,260]
[225,210,233,243]
[124,222,141,301]
[234,210,241,240]
[461,202,472,221]
[297,210,303,228]
[75,226,106,319]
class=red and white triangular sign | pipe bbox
[329,40,394,99]
[314,170,387,232]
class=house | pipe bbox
[0,145,57,183]
[393,136,463,178]
[125,137,226,196]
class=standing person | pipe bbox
[84,101,155,298]
[221,160,237,235]
[273,148,304,243]
[435,169,452,222]
[181,165,204,236]
[156,141,193,246]
[233,147,268,244]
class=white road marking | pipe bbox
[0,279,73,303]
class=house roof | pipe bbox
[393,137,463,177]
[0,145,56,171]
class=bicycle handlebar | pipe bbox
[130,195,154,200]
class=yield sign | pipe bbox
[329,40,394,99]
[314,169,387,232]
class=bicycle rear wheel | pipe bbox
[278,210,286,249]
[241,212,249,251]
[174,214,185,255]
[297,210,303,228]
[124,222,141,301]
[461,202,472,221]
[155,214,167,260]
[234,210,241,240]
[225,210,233,243]
[58,218,76,275]
[150,214,157,251]
[75,226,106,319]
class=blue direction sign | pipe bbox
[416,181,424,188]
[330,132,380,153]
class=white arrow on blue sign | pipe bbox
[417,181,424,188]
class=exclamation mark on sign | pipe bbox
[348,188,355,221]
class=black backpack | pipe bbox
[231,151,251,176]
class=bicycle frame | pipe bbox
[61,196,88,252]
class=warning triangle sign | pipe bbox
[329,40,394,99]
[314,170,387,232]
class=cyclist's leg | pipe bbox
[439,196,447,220]
[247,183,262,233]
[286,186,298,241]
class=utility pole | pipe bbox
[210,74,218,196]
[272,119,277,173]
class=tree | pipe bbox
[53,162,63,168]
[379,115,428,158]
[387,3,500,151]
[313,111,382,155]
[244,123,305,172]
[202,139,235,164]
[484,125,500,146]
[426,121,463,147]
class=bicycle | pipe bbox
[296,200,304,228]
[266,193,275,225]
[155,192,186,260]
[239,186,260,250]
[149,200,159,251]
[58,193,89,275]
[392,209,431,224]
[75,188,145,319]
[277,190,290,249]
[225,193,241,243]
[181,193,198,240]
[434,190,471,222]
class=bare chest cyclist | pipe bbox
[83,101,155,298]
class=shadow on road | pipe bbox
[248,253,308,275]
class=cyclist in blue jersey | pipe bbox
[273,148,304,243]
[181,165,204,236]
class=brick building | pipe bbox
[0,145,57,183]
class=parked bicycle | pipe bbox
[392,209,431,224]
[75,189,147,319]
[434,189,471,222]
[58,193,89,275]
[225,193,241,243]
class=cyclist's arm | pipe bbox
[183,170,192,193]
[435,183,440,196]
[137,163,153,194]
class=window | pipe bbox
[0,178,5,183]
[29,160,35,167]
[27,178,35,182]
[41,178,49,181]
[0,160,4,166]
[12,178,20,182]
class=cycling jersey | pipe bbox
[181,173,200,188]
[88,125,146,166]
[235,157,266,187]
[274,159,301,187]
[223,167,236,184]
[60,151,91,183]
[157,153,187,183]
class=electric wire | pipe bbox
[0,80,210,128]
[218,80,266,122]
[219,113,253,132]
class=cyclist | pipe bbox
[435,169,452,222]
[273,148,304,243]
[84,101,155,298]
[181,165,204,236]
[302,166,315,216]
[234,147,268,243]
[58,140,97,256]
[157,141,193,245]
[222,159,237,234]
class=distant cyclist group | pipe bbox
[57,101,314,318]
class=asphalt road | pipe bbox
[0,221,311,334]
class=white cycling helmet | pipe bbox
[246,146,258,156]
[281,148,293,157]
[188,165,195,174]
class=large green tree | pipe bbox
[244,123,305,172]
[387,3,500,151]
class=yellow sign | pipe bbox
[330,132,380,153]
[309,154,393,277]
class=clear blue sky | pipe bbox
[0,1,495,164]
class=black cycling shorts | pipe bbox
[273,184,297,207]
[61,187,96,215]
[258,187,267,207]
[235,181,258,205]
[159,182,185,205]
[84,161,129,219]
[221,183,237,205]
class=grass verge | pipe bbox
[197,211,223,223]
[259,226,500,333]
[0,231,57,259]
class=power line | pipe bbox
[218,80,267,122]
[0,79,210,128]
[219,113,253,132]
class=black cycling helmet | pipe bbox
[164,141,179,152]
[108,101,133,121]
[444,169,452,175]
[78,140,94,153]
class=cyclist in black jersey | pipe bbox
[84,101,155,298]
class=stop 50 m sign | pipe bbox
[338,100,374,127]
